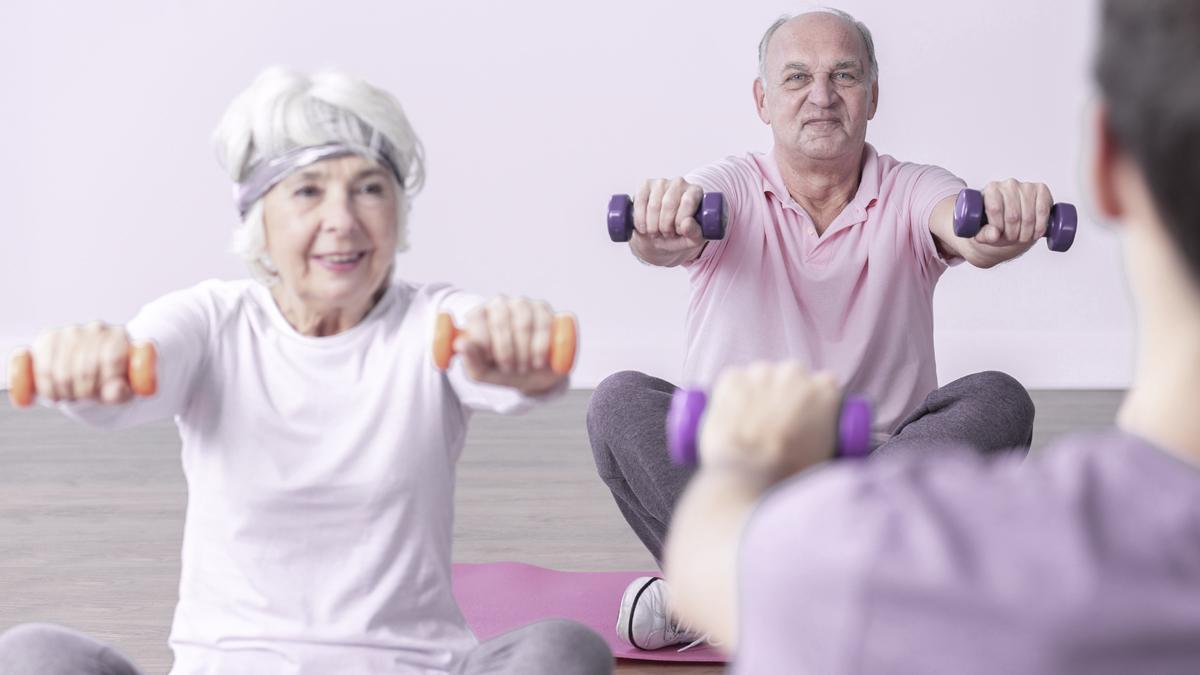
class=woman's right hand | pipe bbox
[629,177,709,266]
[27,323,136,404]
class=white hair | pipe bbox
[213,67,426,284]
[757,8,878,83]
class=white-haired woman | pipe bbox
[0,68,612,675]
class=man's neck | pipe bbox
[773,145,864,233]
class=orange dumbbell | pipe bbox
[432,312,578,375]
[7,342,158,408]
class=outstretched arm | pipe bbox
[930,179,1053,268]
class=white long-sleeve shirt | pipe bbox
[60,277,561,674]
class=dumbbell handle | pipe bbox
[8,343,158,408]
[607,192,727,243]
[432,312,578,375]
[666,389,872,465]
[953,188,1077,253]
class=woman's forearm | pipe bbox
[663,468,773,650]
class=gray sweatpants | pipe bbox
[0,620,613,675]
[588,370,1036,563]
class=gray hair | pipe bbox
[758,8,879,83]
[213,67,426,284]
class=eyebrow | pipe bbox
[353,168,388,181]
[781,59,864,73]
[289,167,388,182]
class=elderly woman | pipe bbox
[0,68,612,675]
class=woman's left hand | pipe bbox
[456,296,567,395]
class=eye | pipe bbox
[359,182,386,195]
[833,72,855,81]
[293,184,320,198]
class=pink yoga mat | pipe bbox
[452,562,727,663]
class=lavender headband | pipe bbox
[233,141,404,217]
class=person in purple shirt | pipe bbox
[663,1,1200,672]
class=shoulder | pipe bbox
[138,278,257,324]
[405,279,460,312]
[746,429,1194,599]
[394,279,491,326]
[688,152,770,191]
[746,449,1025,548]
[872,149,964,193]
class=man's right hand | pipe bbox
[629,177,709,266]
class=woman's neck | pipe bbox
[1118,301,1200,466]
[270,282,387,337]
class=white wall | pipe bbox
[0,0,1131,390]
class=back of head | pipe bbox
[1096,0,1200,283]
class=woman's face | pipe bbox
[261,154,400,313]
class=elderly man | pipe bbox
[590,8,1051,650]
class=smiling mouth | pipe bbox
[314,251,367,263]
[312,251,369,271]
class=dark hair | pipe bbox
[1096,0,1200,282]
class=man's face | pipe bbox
[756,13,879,162]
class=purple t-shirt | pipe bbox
[735,430,1200,674]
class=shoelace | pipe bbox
[670,617,721,653]
[677,634,709,653]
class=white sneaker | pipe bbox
[616,576,706,651]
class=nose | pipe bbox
[320,189,358,234]
[808,75,835,107]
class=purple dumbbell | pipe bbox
[607,192,727,243]
[953,188,1077,252]
[666,388,873,466]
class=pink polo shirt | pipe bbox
[682,145,964,443]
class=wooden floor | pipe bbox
[0,389,1123,674]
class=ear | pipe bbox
[753,78,770,125]
[867,79,879,120]
[1090,104,1125,219]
